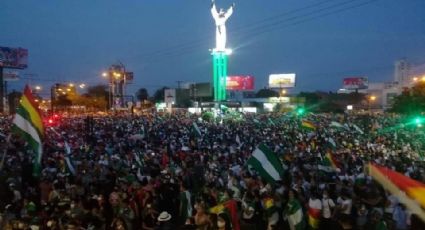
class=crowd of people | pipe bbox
[0,111,425,230]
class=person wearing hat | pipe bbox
[157,211,173,230]
[240,200,256,230]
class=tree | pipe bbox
[390,87,425,114]
[256,88,279,98]
[136,88,149,102]
[152,87,169,102]
[298,92,320,109]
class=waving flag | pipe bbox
[368,163,425,222]
[12,85,44,177]
[318,152,340,172]
[286,199,305,230]
[191,122,202,137]
[330,121,346,130]
[210,200,240,230]
[301,120,316,131]
[247,144,285,184]
[64,142,76,175]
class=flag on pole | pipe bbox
[247,144,285,184]
[12,85,44,177]
[368,163,425,222]
[64,142,76,175]
[191,122,202,137]
[301,120,316,131]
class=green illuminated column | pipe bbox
[212,51,228,101]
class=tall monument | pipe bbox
[211,0,234,102]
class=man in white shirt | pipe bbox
[308,192,322,229]
[321,190,335,229]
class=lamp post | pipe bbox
[368,95,376,113]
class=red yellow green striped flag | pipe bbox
[318,152,340,172]
[368,163,425,222]
[308,207,321,229]
[209,200,240,230]
[301,120,316,131]
[12,85,44,177]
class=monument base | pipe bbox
[212,51,229,102]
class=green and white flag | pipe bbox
[192,122,202,137]
[328,137,336,149]
[64,142,76,175]
[330,121,346,129]
[133,151,144,168]
[247,144,284,184]
[286,199,306,230]
[140,124,145,138]
[353,124,364,134]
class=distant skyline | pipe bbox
[1,0,425,96]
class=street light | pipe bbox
[102,72,108,77]
[79,83,86,89]
[368,95,376,112]
[69,83,74,87]
[281,89,287,96]
[35,86,42,91]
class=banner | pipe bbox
[164,89,176,104]
[0,47,28,69]
[269,74,296,88]
[226,76,254,91]
[343,77,368,89]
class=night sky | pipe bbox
[1,0,425,96]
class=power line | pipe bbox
[127,0,340,61]
[126,0,380,64]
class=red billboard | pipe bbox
[343,77,368,89]
[226,76,254,91]
[0,47,28,69]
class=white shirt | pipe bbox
[309,198,322,211]
[337,197,352,215]
[322,197,335,218]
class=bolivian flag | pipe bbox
[318,152,340,172]
[301,120,316,131]
[12,85,44,177]
[368,163,425,222]
[308,206,321,229]
[210,200,240,230]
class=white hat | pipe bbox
[157,211,172,222]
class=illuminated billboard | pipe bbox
[164,89,176,104]
[343,77,368,89]
[268,73,296,88]
[0,47,28,69]
[226,76,254,91]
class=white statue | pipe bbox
[211,0,235,52]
